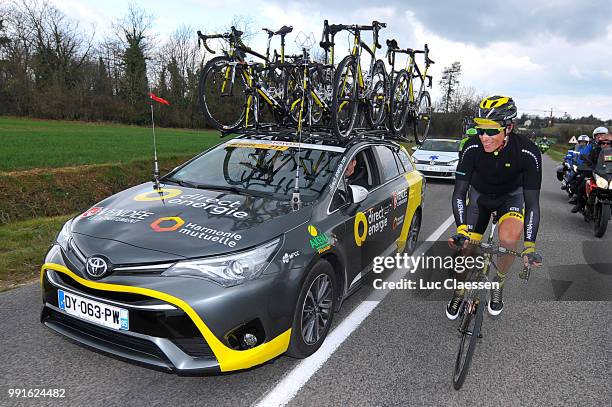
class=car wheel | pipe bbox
[404,209,422,255]
[286,259,336,358]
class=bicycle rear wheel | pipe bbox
[365,59,387,128]
[331,56,359,141]
[198,56,247,132]
[388,70,410,134]
[409,91,432,145]
[452,295,484,390]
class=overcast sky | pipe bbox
[50,0,612,120]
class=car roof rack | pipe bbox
[220,125,410,148]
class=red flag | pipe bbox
[149,92,170,106]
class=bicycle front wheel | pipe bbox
[452,295,484,390]
[388,70,410,134]
[409,91,432,145]
[198,56,247,132]
[365,59,387,128]
[331,56,359,141]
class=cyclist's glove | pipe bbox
[451,225,470,248]
[521,242,542,265]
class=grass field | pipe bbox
[0,117,223,172]
[0,214,73,291]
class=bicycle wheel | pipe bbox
[452,295,484,390]
[388,70,410,134]
[409,91,432,145]
[198,56,247,132]
[331,56,359,141]
[365,59,388,128]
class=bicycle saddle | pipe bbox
[275,25,293,35]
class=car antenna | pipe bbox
[148,88,171,192]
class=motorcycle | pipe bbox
[538,141,550,153]
[557,150,577,197]
[582,147,612,237]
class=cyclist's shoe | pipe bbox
[568,196,577,204]
[446,293,464,320]
[571,204,582,213]
[487,287,504,316]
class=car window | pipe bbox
[397,148,414,172]
[374,146,400,182]
[345,148,380,190]
[330,177,349,212]
[419,139,460,152]
[170,143,343,202]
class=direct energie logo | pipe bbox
[134,188,182,202]
[150,216,185,232]
[354,212,368,247]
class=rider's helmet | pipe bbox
[474,95,517,127]
[592,126,608,139]
[577,134,590,144]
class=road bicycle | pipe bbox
[451,213,532,390]
[328,20,387,140]
[387,43,434,144]
[197,26,304,131]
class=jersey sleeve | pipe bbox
[455,139,479,182]
[521,140,542,190]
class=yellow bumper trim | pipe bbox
[41,263,291,372]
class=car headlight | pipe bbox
[56,218,73,250]
[163,237,281,287]
[594,173,610,189]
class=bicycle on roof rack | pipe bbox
[327,20,388,141]
[386,39,434,145]
[197,25,307,132]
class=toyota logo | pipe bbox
[86,256,109,278]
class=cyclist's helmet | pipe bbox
[475,95,517,126]
[577,134,590,143]
[593,126,609,137]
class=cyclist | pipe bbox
[571,127,610,213]
[459,127,478,151]
[447,95,543,319]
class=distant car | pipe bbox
[411,138,461,179]
[40,130,426,374]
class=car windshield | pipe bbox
[165,141,343,202]
[419,140,460,152]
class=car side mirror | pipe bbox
[411,146,417,152]
[349,185,368,204]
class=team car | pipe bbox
[411,138,461,179]
[40,130,425,373]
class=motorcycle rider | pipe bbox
[572,127,610,213]
[567,135,592,203]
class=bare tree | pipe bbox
[439,61,461,113]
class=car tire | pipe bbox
[286,259,337,358]
[404,208,422,255]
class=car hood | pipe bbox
[413,149,459,163]
[71,182,312,259]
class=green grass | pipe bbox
[0,214,74,291]
[0,117,223,172]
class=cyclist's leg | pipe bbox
[495,187,525,281]
[447,188,490,320]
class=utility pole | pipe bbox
[548,108,553,127]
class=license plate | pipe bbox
[424,165,442,172]
[58,289,129,331]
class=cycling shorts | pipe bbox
[464,187,524,241]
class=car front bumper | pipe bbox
[414,163,457,179]
[40,245,296,373]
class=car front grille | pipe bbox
[171,338,216,358]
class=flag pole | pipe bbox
[149,86,161,191]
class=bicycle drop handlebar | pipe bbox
[468,240,532,282]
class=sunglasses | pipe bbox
[476,127,504,137]
[600,141,611,146]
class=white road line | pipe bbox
[254,214,455,407]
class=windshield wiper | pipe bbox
[163,178,200,189]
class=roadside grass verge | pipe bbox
[547,143,569,162]
[0,156,191,225]
[0,116,222,172]
[0,214,74,292]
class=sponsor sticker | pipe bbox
[392,188,408,209]
[308,225,331,253]
[354,205,390,247]
[81,206,154,224]
[134,188,182,201]
[282,251,300,264]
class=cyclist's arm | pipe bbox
[522,143,542,243]
[452,140,478,228]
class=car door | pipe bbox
[394,146,425,253]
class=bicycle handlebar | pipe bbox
[197,26,244,54]
[467,240,533,282]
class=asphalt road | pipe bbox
[1,154,610,407]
